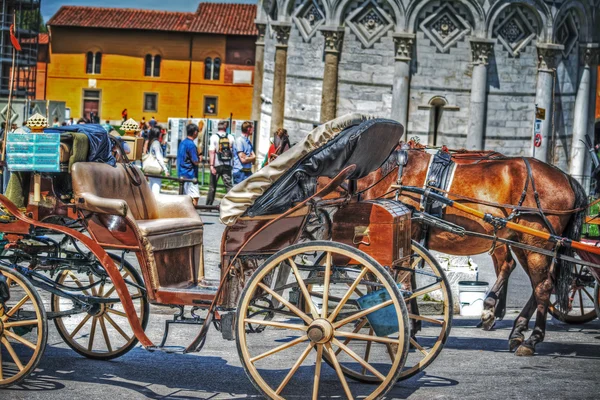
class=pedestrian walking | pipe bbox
[233,121,256,184]
[145,127,169,194]
[149,116,157,128]
[121,108,128,122]
[177,123,201,205]
[206,120,234,205]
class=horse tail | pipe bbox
[555,175,588,312]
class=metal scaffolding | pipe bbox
[0,0,40,99]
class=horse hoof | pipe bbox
[515,344,535,357]
[481,310,495,331]
[508,338,523,352]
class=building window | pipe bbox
[86,51,102,74]
[144,54,161,77]
[429,97,447,146]
[204,96,218,115]
[204,57,221,80]
[144,93,158,112]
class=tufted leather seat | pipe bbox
[71,162,204,289]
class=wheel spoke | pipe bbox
[275,342,315,395]
[106,308,128,318]
[335,318,368,356]
[68,272,91,296]
[582,287,595,302]
[0,346,3,381]
[328,268,368,323]
[312,344,323,400]
[409,313,444,326]
[335,330,400,345]
[257,282,313,325]
[410,337,429,356]
[99,317,113,353]
[250,335,308,363]
[333,299,393,328]
[362,328,373,374]
[404,283,442,301]
[4,319,38,328]
[3,329,37,350]
[324,343,354,400]
[102,285,117,299]
[288,258,320,320]
[244,318,308,331]
[578,290,584,315]
[104,313,132,342]
[69,313,92,339]
[1,337,24,371]
[3,294,30,319]
[88,317,98,351]
[332,338,385,381]
[89,275,97,297]
[322,252,332,319]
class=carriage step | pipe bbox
[146,345,186,354]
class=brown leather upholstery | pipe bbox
[71,162,204,289]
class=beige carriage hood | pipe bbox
[219,113,373,225]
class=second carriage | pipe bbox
[0,114,453,399]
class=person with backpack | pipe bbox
[206,120,234,205]
[177,123,201,205]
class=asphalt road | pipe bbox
[2,208,600,399]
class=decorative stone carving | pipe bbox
[555,11,579,58]
[581,43,600,66]
[393,33,416,61]
[536,43,564,70]
[493,7,537,57]
[0,104,19,124]
[256,22,267,45]
[469,38,495,65]
[272,23,291,47]
[293,0,325,41]
[321,27,345,53]
[346,0,394,48]
[420,2,471,53]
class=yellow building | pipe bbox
[46,3,257,123]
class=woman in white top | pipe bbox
[147,127,169,194]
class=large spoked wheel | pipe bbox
[51,253,149,360]
[335,241,452,382]
[237,241,409,400]
[0,265,48,388]
[548,261,599,324]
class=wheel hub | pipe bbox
[307,319,334,344]
[88,303,107,317]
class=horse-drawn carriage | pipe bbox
[0,114,453,399]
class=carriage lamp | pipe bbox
[120,118,144,161]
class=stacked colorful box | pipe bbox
[6,132,60,172]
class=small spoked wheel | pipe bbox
[51,253,149,360]
[237,241,409,399]
[548,261,599,324]
[0,265,48,388]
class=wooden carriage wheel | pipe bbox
[0,265,48,388]
[548,261,599,324]
[331,241,452,382]
[51,253,149,360]
[236,241,409,400]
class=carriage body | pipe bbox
[0,115,453,397]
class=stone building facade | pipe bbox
[252,0,600,183]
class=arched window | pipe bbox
[213,57,221,80]
[144,54,161,77]
[204,57,213,80]
[86,51,101,74]
[429,97,447,146]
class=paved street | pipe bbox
[3,208,600,399]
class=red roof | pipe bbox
[47,3,257,36]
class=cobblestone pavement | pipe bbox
[2,208,600,399]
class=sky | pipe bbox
[41,0,257,22]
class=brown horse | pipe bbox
[356,146,587,356]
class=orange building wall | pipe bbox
[597,66,600,121]
[46,27,254,123]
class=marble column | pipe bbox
[251,22,267,123]
[466,38,495,150]
[319,27,344,124]
[534,43,564,163]
[391,33,415,133]
[570,43,599,182]
[270,22,291,134]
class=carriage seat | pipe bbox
[70,162,203,252]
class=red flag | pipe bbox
[9,24,21,51]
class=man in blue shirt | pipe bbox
[177,123,200,205]
[232,121,256,184]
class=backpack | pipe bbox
[217,133,232,162]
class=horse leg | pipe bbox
[481,245,517,330]
[508,293,537,352]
